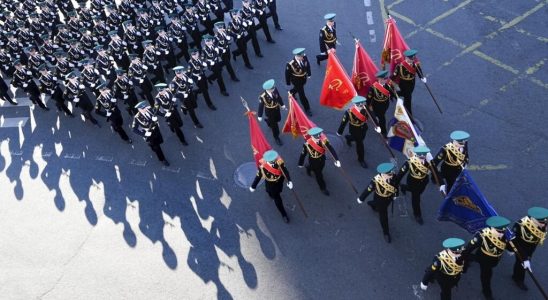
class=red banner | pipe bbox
[282,93,320,140]
[319,49,357,110]
[380,17,410,74]
[352,40,379,97]
[247,111,272,166]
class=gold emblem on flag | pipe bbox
[328,79,343,91]
[453,196,483,214]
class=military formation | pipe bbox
[1,3,545,300]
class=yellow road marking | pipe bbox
[388,10,417,26]
[379,0,388,22]
[525,58,546,75]
[425,0,473,26]
[529,77,548,89]
[468,164,509,171]
[472,50,520,74]
[499,1,546,31]
[386,0,405,10]
[425,28,468,48]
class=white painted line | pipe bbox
[95,155,114,162]
[10,150,23,156]
[129,159,147,166]
[162,166,181,173]
[0,117,29,128]
[369,29,376,43]
[364,0,371,6]
[366,11,374,25]
[42,152,53,157]
[64,153,82,159]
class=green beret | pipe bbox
[450,130,470,141]
[528,207,548,221]
[377,162,396,174]
[128,54,139,59]
[324,13,336,21]
[54,50,65,57]
[94,45,105,51]
[413,145,430,155]
[404,49,418,58]
[486,216,511,229]
[123,20,133,27]
[307,127,323,136]
[135,101,148,109]
[108,31,119,37]
[375,70,389,78]
[189,47,199,54]
[97,82,108,90]
[229,8,240,14]
[67,11,76,17]
[262,79,275,90]
[172,66,185,73]
[12,59,21,66]
[142,40,153,46]
[202,34,214,40]
[115,68,125,75]
[79,28,88,33]
[56,24,66,29]
[155,26,165,32]
[65,71,77,79]
[214,21,225,28]
[292,48,305,56]
[155,83,168,89]
[185,3,194,8]
[442,238,465,250]
[37,64,48,71]
[262,150,278,163]
[351,95,366,104]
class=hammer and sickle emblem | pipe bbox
[353,72,370,89]
[328,79,343,91]
[391,49,403,62]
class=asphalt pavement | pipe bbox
[0,0,547,299]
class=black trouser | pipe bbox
[512,246,534,283]
[268,2,280,28]
[160,51,177,70]
[82,110,99,124]
[176,39,190,62]
[221,52,238,80]
[139,78,155,106]
[233,38,252,67]
[0,84,15,104]
[55,100,72,115]
[316,44,336,63]
[399,79,415,117]
[246,26,262,56]
[368,196,392,235]
[266,119,280,139]
[267,190,288,218]
[257,16,273,41]
[346,127,367,162]
[437,275,458,300]
[372,103,389,135]
[476,254,499,298]
[208,64,227,93]
[407,176,428,217]
[290,82,310,111]
[196,78,214,107]
[149,66,166,84]
[306,157,326,191]
[189,29,202,49]
[149,143,166,162]
[113,123,130,141]
[441,164,462,192]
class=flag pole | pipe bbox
[325,148,358,194]
[241,96,309,219]
[506,237,548,299]
[422,81,443,114]
[362,104,397,160]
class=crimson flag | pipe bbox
[247,111,272,166]
[352,40,379,97]
[380,17,410,74]
[319,49,357,110]
[282,93,320,140]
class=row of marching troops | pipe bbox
[244,13,547,300]
[0,0,282,166]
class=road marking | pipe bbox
[363,0,371,7]
[386,0,405,10]
[369,29,376,42]
[129,159,147,166]
[366,11,374,25]
[0,117,29,128]
[425,0,473,27]
[64,153,82,159]
[95,155,114,162]
[468,164,509,171]
[9,150,23,156]
[472,50,520,74]
[162,166,181,173]
[499,1,546,31]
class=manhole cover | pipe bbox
[234,161,263,188]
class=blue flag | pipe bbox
[437,170,498,233]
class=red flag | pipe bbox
[247,111,272,166]
[380,17,410,74]
[352,40,379,97]
[319,49,357,110]
[282,93,318,140]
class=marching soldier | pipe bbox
[40,35,59,65]
[366,70,397,136]
[357,162,400,243]
[67,40,87,66]
[123,21,143,55]
[168,14,190,62]
[79,29,97,57]
[92,16,110,46]
[0,48,15,78]
[249,150,293,223]
[431,130,470,194]
[55,51,75,80]
[0,78,17,105]
[171,66,203,128]
[462,216,512,300]
[37,64,73,116]
[132,101,170,166]
[392,49,425,116]
[26,46,46,77]
[94,45,117,85]
[420,238,466,300]
[63,71,100,126]
[95,83,133,144]
[298,127,340,196]
[113,68,138,115]
[241,0,263,57]
[252,0,275,43]
[154,26,177,73]
[510,207,547,291]
[80,59,101,92]
[397,146,435,225]
[195,0,214,35]
[11,60,50,111]
[257,79,284,145]
[316,13,336,65]
[128,54,155,106]
[136,9,154,40]
[108,31,130,70]
[202,34,229,96]
[214,21,240,82]
[154,83,188,146]
[285,48,312,116]
[181,4,202,50]
[228,9,254,70]
[188,47,217,111]
[142,40,167,84]
[337,95,380,168]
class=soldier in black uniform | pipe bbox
[397,146,435,225]
[420,238,466,300]
[95,83,132,144]
[168,14,190,62]
[55,51,75,81]
[136,9,154,40]
[366,70,397,136]
[257,79,284,145]
[113,68,138,115]
[67,40,87,67]
[462,216,512,300]
[202,34,229,96]
[252,0,275,43]
[214,21,239,81]
[337,95,380,168]
[181,4,202,50]
[26,46,46,77]
[392,49,425,117]
[171,66,203,128]
[316,13,336,65]
[241,0,263,57]
[285,48,312,115]
[92,16,110,46]
[0,77,17,105]
[188,47,216,110]
[80,59,101,93]
[132,101,170,166]
[108,31,130,70]
[195,0,214,35]
[431,130,469,194]
[63,71,100,125]
[357,162,401,243]
[155,26,177,73]
[298,127,340,196]
[250,150,293,223]
[128,54,155,106]
[123,20,143,55]
[11,60,50,110]
[227,9,254,69]
[94,45,117,85]
[79,29,97,57]
[142,40,167,84]
[37,64,73,116]
[510,207,547,291]
[0,47,15,78]
[40,35,60,65]
[154,83,188,146]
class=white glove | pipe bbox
[26,71,32,75]
[286,181,293,189]
[336,132,342,136]
[522,260,532,272]
[397,97,403,102]
[298,165,304,168]
[165,111,172,117]
[139,79,144,83]
[188,79,194,84]
[142,65,148,70]
[375,127,381,133]
[155,51,161,55]
[73,98,80,103]
[226,36,232,41]
[439,185,446,194]
[123,94,128,99]
[420,282,428,291]
[421,78,427,83]
[110,98,116,103]
[257,117,262,122]
[106,111,112,117]
[108,56,114,60]
[151,116,158,122]
[426,153,434,162]
[357,198,363,204]
[182,92,189,98]
[334,160,341,168]
[249,186,255,192]
[145,130,152,137]
[281,105,287,110]
[79,85,85,89]
[90,83,96,88]
[23,83,28,88]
